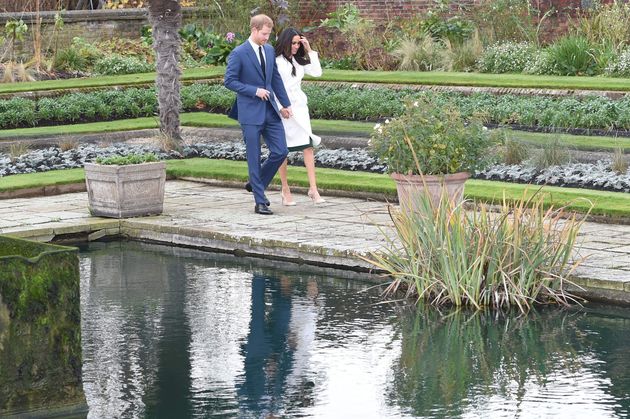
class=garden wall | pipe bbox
[0,8,202,60]
[296,0,615,41]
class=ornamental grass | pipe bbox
[366,190,589,313]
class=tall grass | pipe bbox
[366,190,588,313]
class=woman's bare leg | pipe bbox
[278,158,295,205]
[304,147,324,203]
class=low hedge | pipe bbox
[3,82,630,133]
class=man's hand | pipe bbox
[280,107,293,119]
[256,88,270,100]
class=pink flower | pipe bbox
[226,32,235,43]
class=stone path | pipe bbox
[1,180,629,304]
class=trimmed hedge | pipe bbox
[2,82,630,132]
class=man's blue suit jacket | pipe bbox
[224,42,291,125]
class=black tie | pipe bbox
[258,46,266,79]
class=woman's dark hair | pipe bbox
[274,27,310,76]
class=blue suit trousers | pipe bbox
[242,102,288,205]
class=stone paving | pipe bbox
[1,180,629,304]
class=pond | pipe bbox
[3,240,630,418]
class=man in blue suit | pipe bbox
[225,14,292,215]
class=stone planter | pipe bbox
[84,161,166,218]
[391,172,470,210]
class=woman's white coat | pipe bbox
[274,51,322,148]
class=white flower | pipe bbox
[373,123,381,131]
[385,119,390,124]
[482,126,488,131]
[413,101,419,107]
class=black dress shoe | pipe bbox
[254,203,273,215]
[245,182,270,206]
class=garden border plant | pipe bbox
[365,189,588,313]
[3,83,630,135]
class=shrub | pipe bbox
[93,54,155,75]
[605,48,630,76]
[575,1,630,51]
[369,97,495,175]
[0,98,36,128]
[611,146,628,175]
[532,138,571,170]
[499,132,529,165]
[392,33,445,71]
[443,31,484,72]
[53,47,87,72]
[545,35,600,76]
[366,191,586,312]
[468,0,541,44]
[478,41,537,73]
[523,49,558,75]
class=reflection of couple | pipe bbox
[224,14,324,216]
[237,274,319,418]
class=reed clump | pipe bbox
[366,190,589,313]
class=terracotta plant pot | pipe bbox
[391,172,470,210]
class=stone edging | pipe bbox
[5,213,629,305]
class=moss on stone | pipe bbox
[0,235,84,415]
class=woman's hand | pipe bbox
[300,36,312,53]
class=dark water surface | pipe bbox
[75,241,630,419]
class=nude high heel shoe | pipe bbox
[281,191,296,206]
[308,190,326,204]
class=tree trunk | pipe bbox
[148,0,183,149]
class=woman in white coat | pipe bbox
[274,28,324,205]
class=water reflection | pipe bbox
[389,307,630,418]
[77,241,630,419]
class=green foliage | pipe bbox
[318,4,391,70]
[53,47,88,72]
[0,97,36,128]
[366,191,586,312]
[574,0,630,52]
[545,35,600,76]
[611,146,628,174]
[4,19,27,42]
[392,33,445,71]
[179,24,244,65]
[605,48,630,76]
[369,97,495,175]
[468,0,543,45]
[5,82,630,133]
[95,153,159,165]
[501,137,529,165]
[68,37,105,67]
[319,3,364,31]
[443,32,484,72]
[93,54,155,75]
[479,41,537,73]
[420,0,475,45]
[532,138,571,170]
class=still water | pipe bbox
[77,241,630,419]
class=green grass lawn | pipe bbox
[311,70,630,91]
[1,67,629,95]
[3,158,629,219]
[3,112,628,154]
[0,67,224,95]
[0,113,374,139]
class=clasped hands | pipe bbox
[256,88,292,119]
